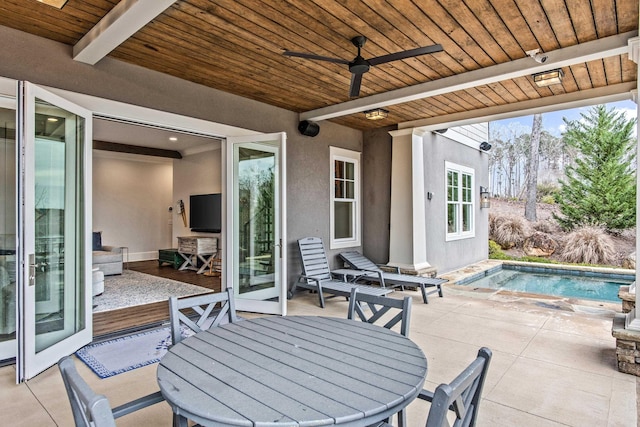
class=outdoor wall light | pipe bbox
[480,186,490,209]
[532,69,564,87]
[364,108,389,120]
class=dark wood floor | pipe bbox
[93,260,222,338]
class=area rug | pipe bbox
[76,327,174,378]
[93,270,212,313]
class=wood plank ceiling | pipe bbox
[0,0,637,130]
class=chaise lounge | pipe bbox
[292,237,393,308]
[339,251,448,303]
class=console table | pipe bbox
[177,236,218,274]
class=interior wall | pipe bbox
[92,151,173,260]
[172,148,222,246]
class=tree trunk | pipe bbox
[525,113,542,221]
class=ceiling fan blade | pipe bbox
[368,44,443,66]
[283,51,350,65]
[349,73,363,98]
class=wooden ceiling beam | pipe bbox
[301,31,637,122]
[73,0,176,65]
[93,140,182,159]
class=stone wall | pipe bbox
[612,314,640,376]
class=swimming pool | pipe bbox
[458,265,633,302]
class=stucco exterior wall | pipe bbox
[423,132,490,273]
[0,25,363,293]
[362,127,393,264]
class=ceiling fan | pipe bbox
[283,36,443,98]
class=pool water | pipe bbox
[462,268,632,302]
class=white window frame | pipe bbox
[330,147,361,249]
[445,161,475,241]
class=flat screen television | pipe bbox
[189,193,221,233]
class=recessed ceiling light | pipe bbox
[47,117,59,122]
[169,137,178,142]
[37,0,68,9]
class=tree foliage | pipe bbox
[554,105,636,231]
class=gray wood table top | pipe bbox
[157,315,427,427]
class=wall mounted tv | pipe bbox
[189,193,221,233]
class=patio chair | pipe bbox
[347,287,412,337]
[380,347,492,427]
[292,237,393,308]
[339,250,448,303]
[58,356,165,427]
[169,287,238,346]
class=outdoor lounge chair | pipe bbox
[339,251,448,303]
[292,237,393,308]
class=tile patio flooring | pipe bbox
[1,282,637,426]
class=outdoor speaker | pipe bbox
[298,120,320,137]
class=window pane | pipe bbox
[334,201,353,239]
[345,181,354,199]
[335,160,344,178]
[345,162,354,180]
[463,204,472,232]
[447,203,457,233]
[334,180,344,198]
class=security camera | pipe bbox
[526,49,548,64]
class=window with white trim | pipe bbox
[446,161,475,240]
[330,147,361,248]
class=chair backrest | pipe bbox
[339,251,382,272]
[169,287,238,346]
[347,287,412,337]
[425,347,492,427]
[58,356,118,427]
[297,237,332,283]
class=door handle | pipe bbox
[28,253,38,286]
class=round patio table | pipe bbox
[157,315,427,427]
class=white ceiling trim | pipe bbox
[398,82,635,132]
[300,31,638,123]
[73,0,177,65]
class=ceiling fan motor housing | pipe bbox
[349,57,370,74]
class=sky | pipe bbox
[489,99,637,138]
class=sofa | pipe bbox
[92,232,123,276]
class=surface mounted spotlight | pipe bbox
[479,141,492,151]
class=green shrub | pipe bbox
[559,226,615,265]
[537,182,560,202]
[540,195,556,204]
[488,240,513,260]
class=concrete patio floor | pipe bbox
[1,284,637,426]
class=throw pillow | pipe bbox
[92,231,103,251]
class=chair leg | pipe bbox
[318,290,325,308]
[420,284,429,304]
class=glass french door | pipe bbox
[226,133,286,315]
[0,99,16,361]
[17,82,92,381]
